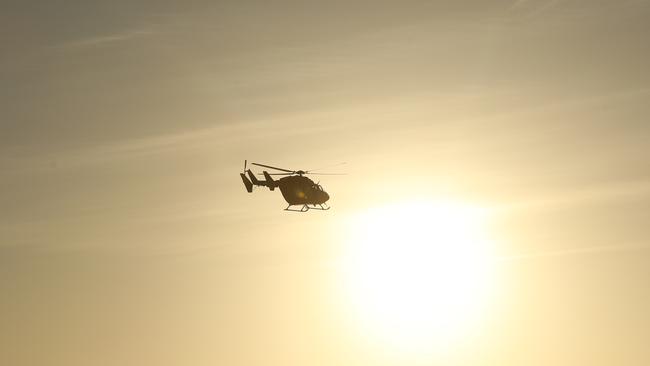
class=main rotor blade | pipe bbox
[307,172,347,175]
[306,162,347,173]
[251,163,294,173]
[257,172,293,176]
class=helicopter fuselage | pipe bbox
[276,175,330,205]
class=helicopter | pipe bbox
[240,160,343,212]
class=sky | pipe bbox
[2,0,650,365]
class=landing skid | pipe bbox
[284,203,330,212]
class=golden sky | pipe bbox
[2,1,650,365]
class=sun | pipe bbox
[340,199,496,354]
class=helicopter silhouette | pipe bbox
[240,160,344,212]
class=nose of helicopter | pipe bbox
[322,191,330,202]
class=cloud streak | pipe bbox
[491,179,650,213]
[495,241,650,262]
[59,28,157,47]
[509,0,564,18]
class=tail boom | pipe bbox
[242,170,277,191]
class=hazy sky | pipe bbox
[2,1,650,365]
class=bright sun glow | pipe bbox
[341,199,496,354]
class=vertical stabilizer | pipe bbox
[263,171,276,191]
[240,173,253,192]
[247,170,261,185]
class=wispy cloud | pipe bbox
[60,28,157,48]
[509,0,564,18]
[3,104,355,177]
[491,179,650,213]
[509,0,530,10]
[54,12,207,48]
[496,242,650,262]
